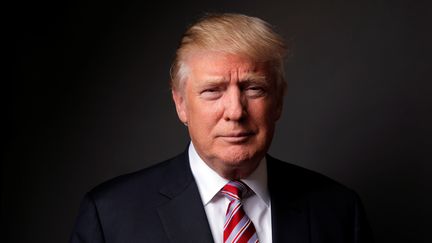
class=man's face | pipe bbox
[172,51,282,179]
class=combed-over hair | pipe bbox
[170,13,288,100]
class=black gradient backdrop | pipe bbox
[5,0,431,242]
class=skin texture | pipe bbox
[172,51,282,179]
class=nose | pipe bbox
[223,87,247,121]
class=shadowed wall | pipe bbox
[5,0,431,242]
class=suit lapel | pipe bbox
[268,156,311,243]
[155,152,311,243]
[157,152,214,243]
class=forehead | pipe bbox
[184,51,270,81]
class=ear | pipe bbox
[172,89,188,124]
[275,101,283,121]
[273,95,284,121]
[274,81,286,121]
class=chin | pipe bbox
[216,150,262,179]
[218,146,261,166]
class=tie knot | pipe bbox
[221,180,250,201]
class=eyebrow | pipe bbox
[200,76,227,85]
[200,73,268,85]
[240,73,267,84]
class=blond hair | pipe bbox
[170,13,287,100]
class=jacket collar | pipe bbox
[156,152,311,243]
[157,151,214,243]
[267,155,310,243]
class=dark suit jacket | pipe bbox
[70,151,373,243]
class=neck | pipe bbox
[211,158,261,180]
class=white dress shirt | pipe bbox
[188,143,272,243]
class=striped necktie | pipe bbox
[221,180,259,243]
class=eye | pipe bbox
[200,88,223,100]
[244,85,266,97]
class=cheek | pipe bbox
[188,101,222,129]
[194,100,223,119]
[250,101,275,121]
[253,105,277,133]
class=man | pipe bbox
[70,13,373,243]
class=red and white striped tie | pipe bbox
[221,180,259,243]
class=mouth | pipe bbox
[218,131,255,143]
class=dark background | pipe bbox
[5,0,431,242]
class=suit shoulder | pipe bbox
[87,153,188,202]
[267,156,357,197]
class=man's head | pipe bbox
[171,13,287,179]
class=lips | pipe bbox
[218,131,255,143]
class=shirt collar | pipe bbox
[188,143,270,207]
